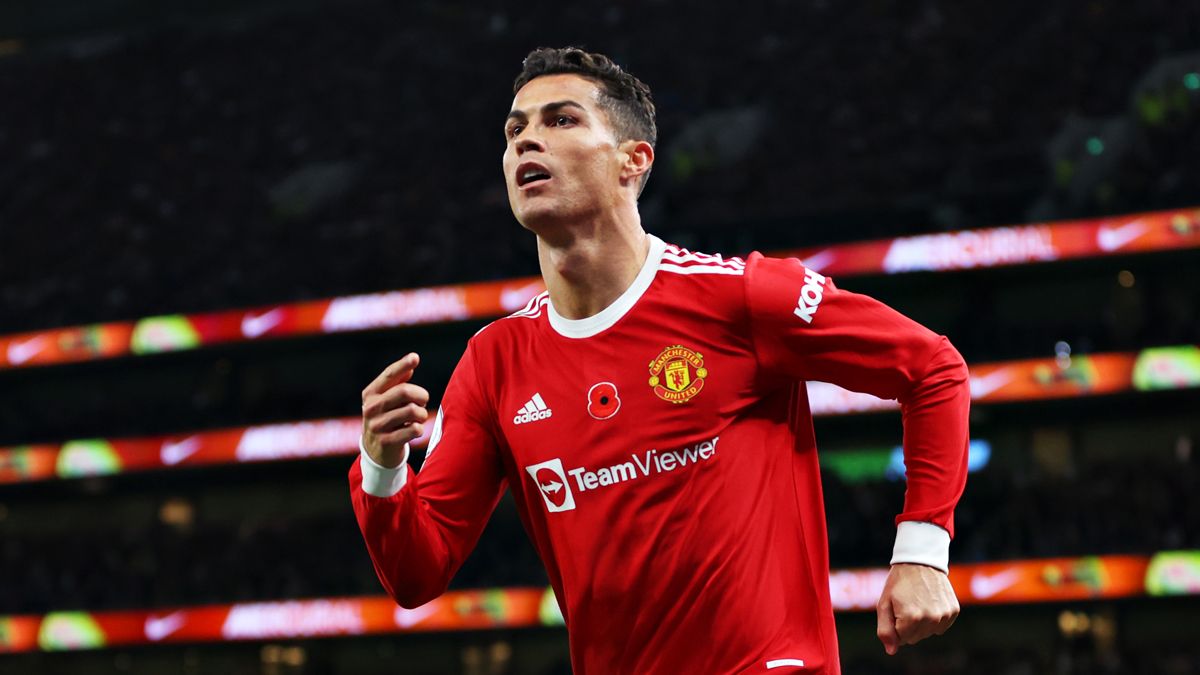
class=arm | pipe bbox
[744,253,969,652]
[349,344,506,608]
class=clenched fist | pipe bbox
[361,353,430,468]
[876,563,960,655]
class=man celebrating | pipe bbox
[351,47,968,674]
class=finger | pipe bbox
[366,403,429,436]
[899,612,939,646]
[382,383,430,408]
[362,353,420,400]
[380,422,424,448]
[362,383,431,419]
[934,616,953,636]
[935,603,960,635]
[876,597,900,656]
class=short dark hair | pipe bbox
[514,47,657,192]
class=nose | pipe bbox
[515,135,544,155]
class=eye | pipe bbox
[552,114,575,127]
[506,123,524,139]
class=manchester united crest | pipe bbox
[648,345,708,404]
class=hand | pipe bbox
[361,353,430,468]
[876,563,960,655]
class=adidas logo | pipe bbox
[513,393,553,425]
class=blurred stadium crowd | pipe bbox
[840,646,1200,675]
[1,0,1198,335]
[2,453,1199,614]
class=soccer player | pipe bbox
[351,47,968,674]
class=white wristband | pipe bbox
[890,521,951,573]
[359,437,410,498]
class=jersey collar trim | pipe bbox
[547,234,666,339]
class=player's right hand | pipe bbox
[361,352,430,469]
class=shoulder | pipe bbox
[654,242,751,307]
[655,247,832,326]
[743,251,832,290]
[657,243,815,284]
[654,242,814,301]
[469,290,551,346]
[640,241,757,327]
[658,241,749,279]
[447,292,550,409]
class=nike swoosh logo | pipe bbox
[145,611,187,641]
[499,281,546,312]
[969,368,1014,399]
[969,569,1021,600]
[1096,219,1147,252]
[7,336,46,365]
[241,308,284,338]
[801,249,835,273]
[393,603,438,629]
[161,436,202,465]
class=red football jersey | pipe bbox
[350,236,970,674]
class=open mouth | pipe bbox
[516,163,552,189]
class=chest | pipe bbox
[493,319,757,474]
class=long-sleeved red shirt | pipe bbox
[350,236,970,674]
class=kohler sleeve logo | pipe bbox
[793,267,827,324]
[524,437,720,514]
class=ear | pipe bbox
[618,139,654,190]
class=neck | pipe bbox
[535,205,650,320]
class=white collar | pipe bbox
[547,234,666,339]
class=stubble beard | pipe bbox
[515,189,597,238]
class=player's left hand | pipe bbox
[876,562,959,655]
